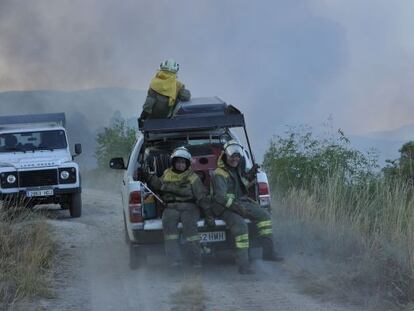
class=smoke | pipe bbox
[0,0,413,159]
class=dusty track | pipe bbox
[36,189,361,311]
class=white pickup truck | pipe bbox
[110,98,272,268]
[0,113,82,217]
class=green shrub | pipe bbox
[95,113,136,169]
[263,126,378,195]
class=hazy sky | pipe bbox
[1,0,413,155]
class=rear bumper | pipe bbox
[131,219,261,249]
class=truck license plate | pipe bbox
[200,231,226,243]
[26,189,54,197]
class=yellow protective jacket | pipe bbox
[211,153,251,214]
[141,70,191,119]
[148,168,209,211]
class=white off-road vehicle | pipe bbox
[0,113,82,217]
[110,98,272,268]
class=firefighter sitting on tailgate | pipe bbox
[141,147,215,268]
[139,59,191,127]
[211,140,284,274]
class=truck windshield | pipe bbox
[0,130,67,152]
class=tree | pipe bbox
[384,141,414,184]
[95,112,136,169]
[399,141,414,183]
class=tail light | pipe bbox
[258,182,271,207]
[258,182,270,196]
[129,191,143,223]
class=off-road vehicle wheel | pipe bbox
[123,212,130,244]
[69,192,82,218]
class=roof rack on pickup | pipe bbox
[0,113,66,129]
[140,97,245,134]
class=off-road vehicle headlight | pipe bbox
[58,167,77,184]
[60,170,70,180]
[6,174,16,184]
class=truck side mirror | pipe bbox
[110,157,126,170]
[74,143,82,155]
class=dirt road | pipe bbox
[36,188,360,311]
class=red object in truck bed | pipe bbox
[191,154,218,188]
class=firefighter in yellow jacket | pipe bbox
[211,140,283,274]
[139,59,191,126]
[144,147,215,268]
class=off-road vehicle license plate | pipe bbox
[26,189,54,197]
[200,231,226,243]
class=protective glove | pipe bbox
[246,163,260,181]
[229,202,248,217]
[204,215,216,228]
[137,167,150,182]
[204,208,216,228]
[138,111,149,129]
[138,117,144,129]
[249,163,260,175]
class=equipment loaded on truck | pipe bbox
[0,113,83,217]
[110,97,277,272]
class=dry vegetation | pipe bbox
[264,128,414,308]
[0,198,56,309]
[274,176,414,308]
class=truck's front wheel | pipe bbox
[69,192,82,218]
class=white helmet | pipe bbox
[160,59,179,73]
[223,140,243,157]
[170,146,191,161]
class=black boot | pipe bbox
[262,237,284,262]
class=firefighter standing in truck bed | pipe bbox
[142,147,215,268]
[139,59,191,125]
[211,140,284,274]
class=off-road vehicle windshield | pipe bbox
[0,130,67,152]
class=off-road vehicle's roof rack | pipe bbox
[140,97,245,134]
[0,112,66,129]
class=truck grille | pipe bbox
[19,169,58,187]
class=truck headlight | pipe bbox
[6,174,16,184]
[60,170,70,180]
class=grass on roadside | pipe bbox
[0,197,56,307]
[274,175,414,307]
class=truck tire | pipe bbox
[123,212,129,245]
[69,192,82,218]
